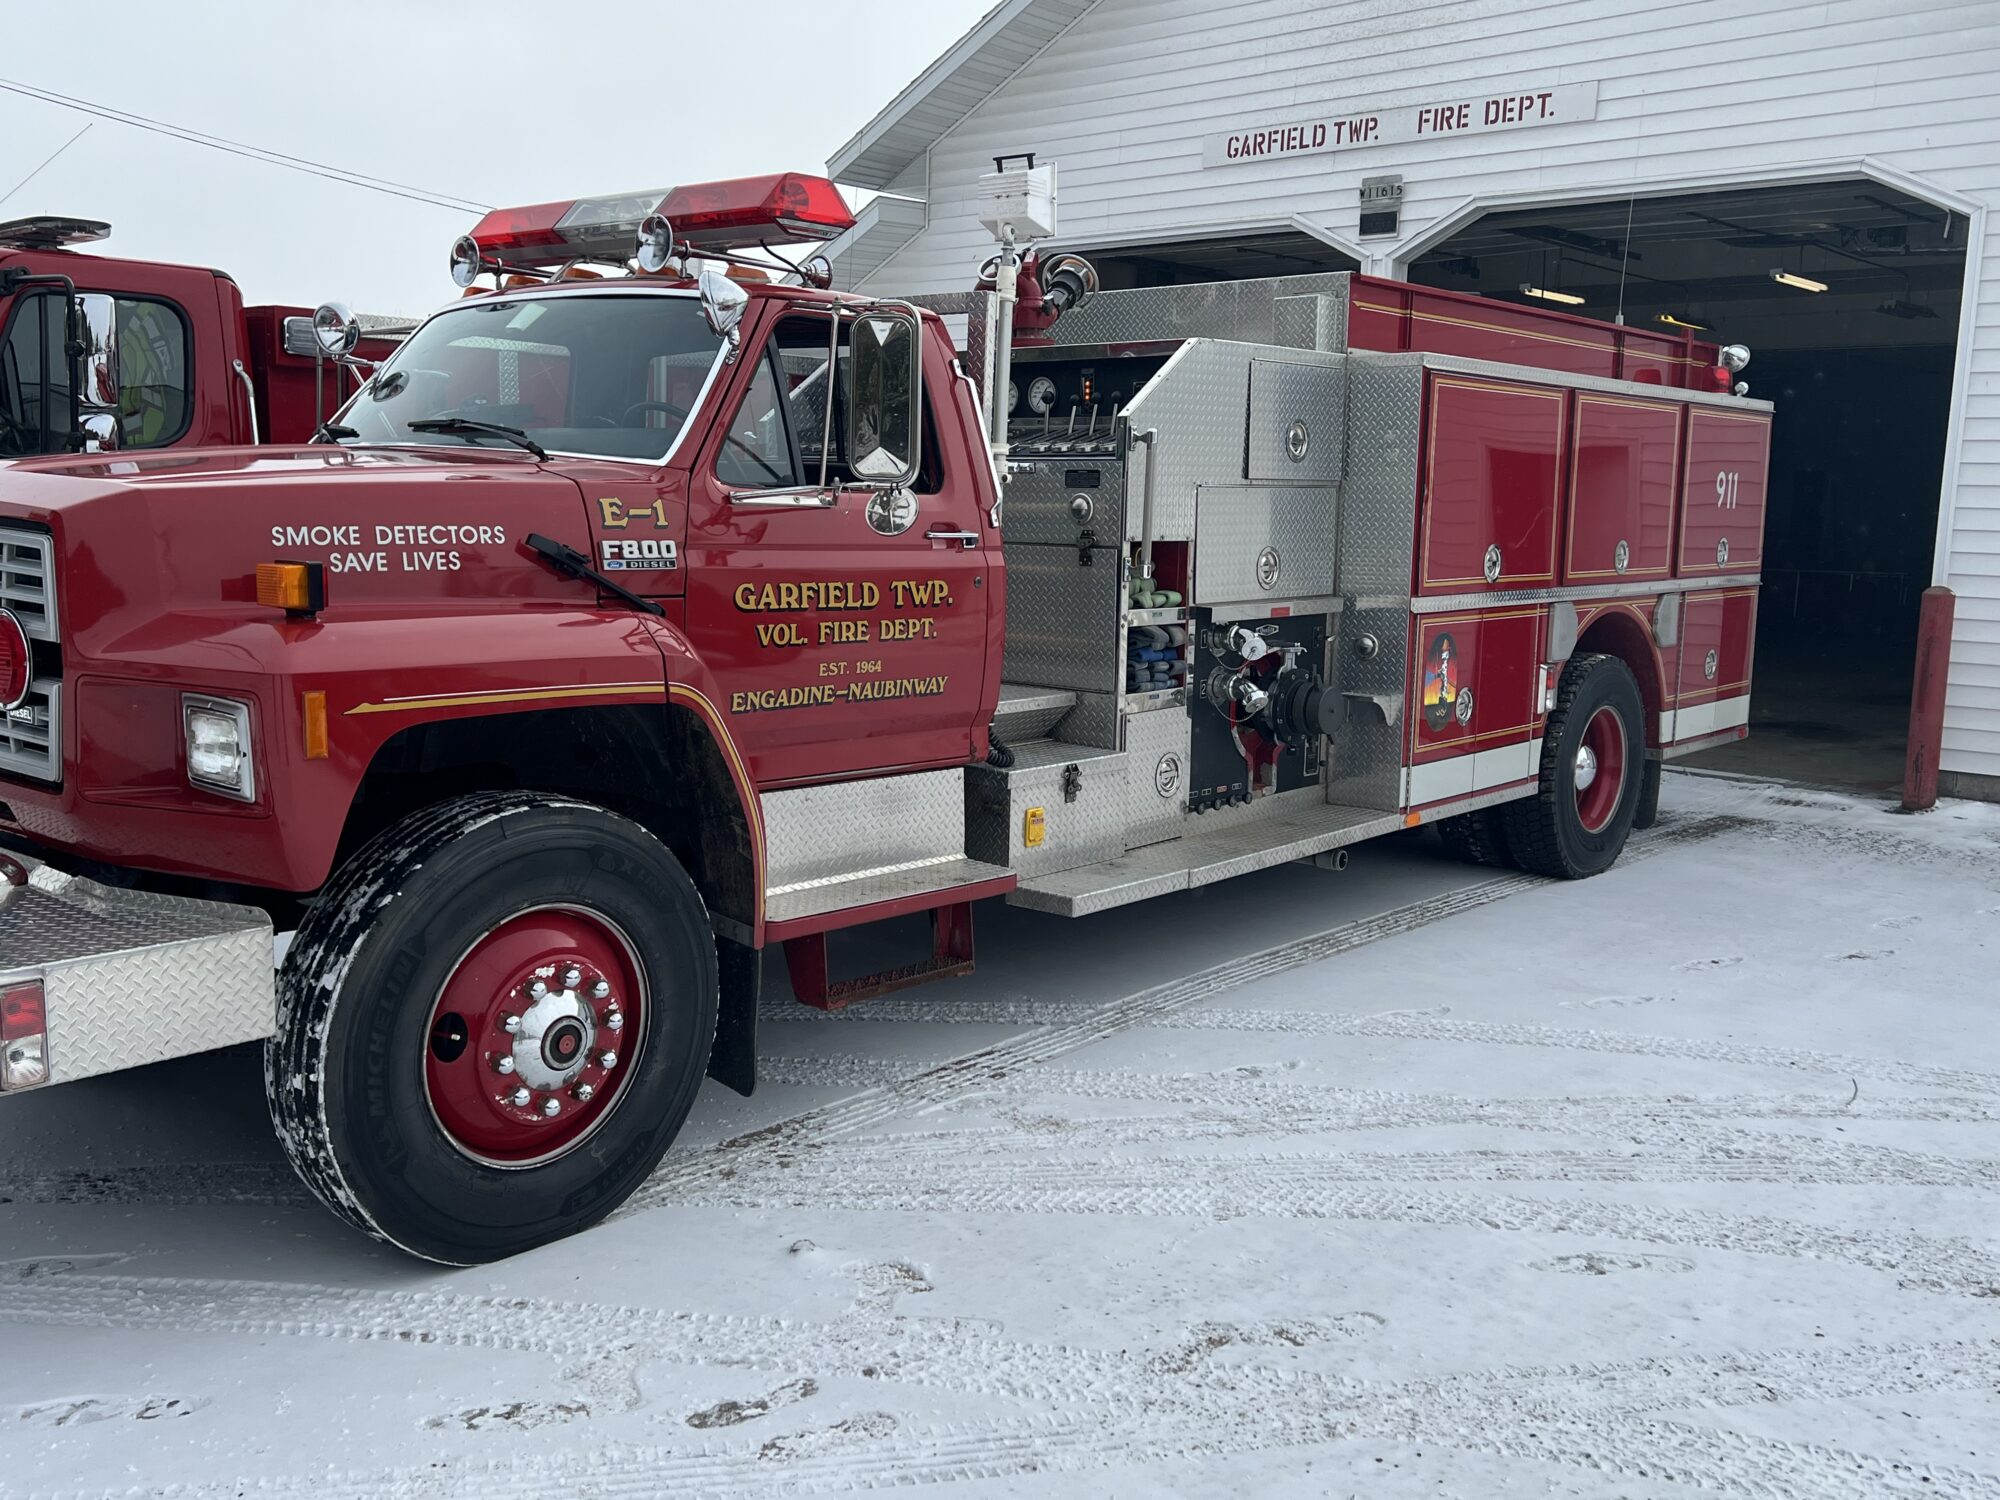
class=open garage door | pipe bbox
[1406,181,1968,794]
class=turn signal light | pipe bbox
[1,980,49,1091]
[256,561,326,617]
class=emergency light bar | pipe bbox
[0,215,112,252]
[454,173,855,278]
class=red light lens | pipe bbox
[0,607,29,711]
[1,982,45,1042]
[660,173,855,249]
[466,200,574,255]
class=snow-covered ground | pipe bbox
[4,771,1999,1498]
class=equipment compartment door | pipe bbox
[682,309,996,786]
[1418,374,1566,595]
[1563,394,1679,585]
[1678,408,1772,576]
[1670,587,1758,742]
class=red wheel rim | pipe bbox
[1573,705,1627,835]
[423,906,645,1168]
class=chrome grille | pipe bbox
[0,527,56,640]
[0,524,59,781]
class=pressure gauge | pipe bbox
[1007,380,1020,414]
[1026,376,1058,416]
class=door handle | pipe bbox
[925,527,979,549]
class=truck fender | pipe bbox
[1572,602,1668,748]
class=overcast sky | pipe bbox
[0,0,993,315]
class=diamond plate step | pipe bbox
[765,855,1015,929]
[1,855,274,1087]
[991,682,1076,744]
[1010,801,1402,917]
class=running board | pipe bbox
[1011,802,1403,917]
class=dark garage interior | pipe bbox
[1406,180,1968,792]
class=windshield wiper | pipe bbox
[406,417,549,460]
[311,422,358,444]
[524,533,664,617]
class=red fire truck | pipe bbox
[0,214,404,457]
[0,169,1769,1263]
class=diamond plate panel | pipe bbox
[992,683,1076,743]
[1326,603,1413,812]
[764,855,1013,927]
[1001,456,1127,546]
[966,741,1127,877]
[3,860,275,1085]
[1122,705,1190,852]
[1011,799,1401,917]
[1054,689,1120,750]
[1192,485,1340,606]
[1247,359,1346,484]
[1339,356,1425,601]
[762,768,966,892]
[1272,293,1349,353]
[1001,543,1123,694]
[1045,273,1356,349]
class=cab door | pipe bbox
[681,303,996,787]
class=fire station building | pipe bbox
[824,0,2000,801]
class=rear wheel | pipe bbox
[1502,653,1644,879]
[1434,806,1515,868]
[267,792,716,1264]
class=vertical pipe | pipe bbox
[1902,585,1956,811]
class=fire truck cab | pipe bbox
[0,215,404,458]
[0,169,1770,1263]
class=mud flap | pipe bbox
[1633,757,1662,831]
[707,935,760,1097]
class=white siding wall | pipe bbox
[849,0,2000,781]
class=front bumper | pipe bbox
[0,851,274,1092]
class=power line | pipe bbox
[0,77,490,215]
[0,122,92,211]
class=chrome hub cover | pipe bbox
[1574,743,1599,792]
[508,983,599,1092]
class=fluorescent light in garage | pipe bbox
[1770,269,1829,292]
[1520,283,1585,305]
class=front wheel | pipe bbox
[266,793,717,1264]
[1501,653,1644,879]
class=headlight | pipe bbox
[182,693,256,801]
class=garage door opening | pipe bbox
[1406,181,1968,793]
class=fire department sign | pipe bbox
[1204,82,1599,168]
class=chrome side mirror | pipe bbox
[74,293,121,450]
[847,309,923,485]
[699,269,749,357]
[1719,343,1751,373]
[312,302,362,358]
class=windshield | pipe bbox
[333,292,723,462]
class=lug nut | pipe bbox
[591,979,611,999]
[598,1050,618,1069]
[604,1010,624,1032]
[562,966,583,989]
[509,1087,532,1108]
[495,1055,516,1075]
[573,1083,596,1103]
[541,1097,562,1118]
[527,979,548,1000]
[502,1014,522,1034]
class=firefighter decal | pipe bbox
[1423,631,1471,731]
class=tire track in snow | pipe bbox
[627,814,1751,1216]
[678,1154,2000,1297]
[43,1324,2000,1500]
[796,1128,2000,1192]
